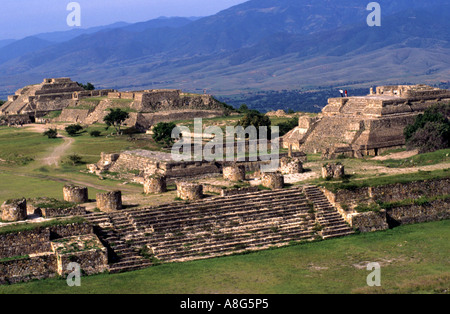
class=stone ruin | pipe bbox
[144,174,167,194]
[322,163,345,179]
[1,198,27,222]
[279,156,303,175]
[283,85,450,158]
[96,191,123,212]
[176,182,204,201]
[222,164,246,182]
[261,172,285,190]
[0,78,228,131]
[63,185,89,203]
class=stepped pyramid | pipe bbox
[0,78,84,116]
[283,85,450,158]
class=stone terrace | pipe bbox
[83,185,353,273]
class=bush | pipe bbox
[89,130,101,137]
[404,103,450,153]
[406,121,450,153]
[65,124,83,136]
[43,128,58,139]
[152,122,178,147]
[67,154,83,166]
[277,117,298,136]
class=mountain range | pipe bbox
[0,0,449,110]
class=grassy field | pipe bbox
[0,220,448,294]
[0,125,151,204]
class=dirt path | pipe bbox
[372,149,419,161]
[26,124,74,166]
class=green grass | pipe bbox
[0,127,63,164]
[378,149,450,168]
[0,217,86,235]
[0,220,448,294]
[320,168,450,192]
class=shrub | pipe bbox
[89,130,101,137]
[65,124,83,136]
[43,128,58,139]
[152,122,178,147]
[67,154,83,166]
[404,103,450,153]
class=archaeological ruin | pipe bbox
[283,85,450,158]
[0,80,449,286]
[0,78,229,130]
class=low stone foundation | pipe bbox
[96,191,122,212]
[51,234,108,276]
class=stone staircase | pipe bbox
[83,185,355,274]
[127,187,316,262]
[83,212,152,274]
[303,186,354,239]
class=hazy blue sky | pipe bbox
[0,0,248,39]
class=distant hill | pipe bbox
[0,0,449,112]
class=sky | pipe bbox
[0,0,249,40]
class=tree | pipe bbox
[407,121,450,153]
[65,124,83,136]
[152,122,178,147]
[103,109,130,134]
[277,117,298,136]
[236,110,271,129]
[236,110,272,139]
[238,104,249,113]
[404,103,450,153]
[43,128,58,139]
[77,82,95,90]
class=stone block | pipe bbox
[144,175,167,194]
[1,198,27,222]
[96,191,122,212]
[261,172,284,190]
[63,185,88,203]
[223,165,246,182]
[279,157,303,174]
[176,182,203,201]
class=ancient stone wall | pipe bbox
[0,228,51,259]
[333,178,450,206]
[350,210,389,233]
[387,198,450,225]
[0,253,57,285]
[41,206,86,218]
